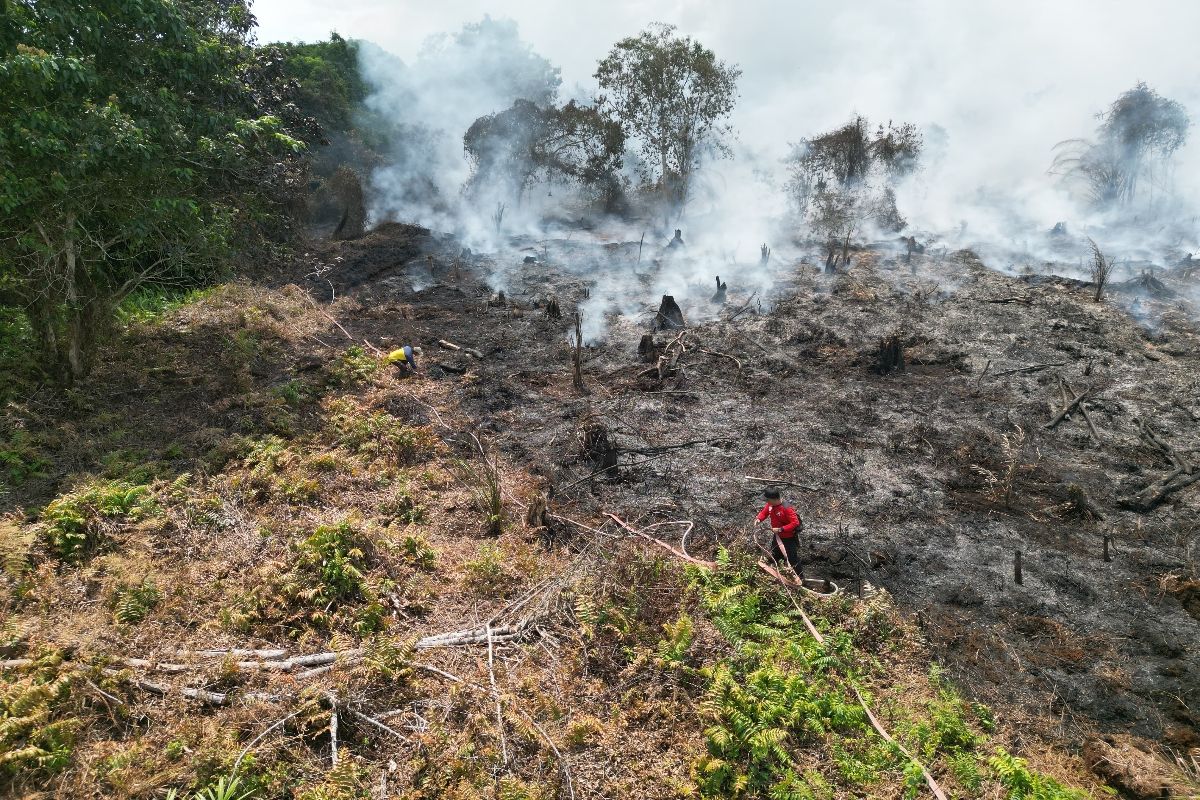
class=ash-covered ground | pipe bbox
[307,222,1200,752]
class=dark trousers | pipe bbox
[772,535,802,576]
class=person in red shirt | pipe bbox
[754,487,803,577]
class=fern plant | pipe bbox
[111,578,161,625]
[988,750,1089,800]
[41,480,154,562]
[655,613,695,668]
[0,652,80,783]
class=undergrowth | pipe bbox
[0,652,81,786]
[685,550,1091,799]
[39,479,155,562]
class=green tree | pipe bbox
[594,23,740,228]
[0,0,301,382]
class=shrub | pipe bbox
[398,534,437,570]
[451,437,503,536]
[0,430,48,486]
[41,480,154,562]
[463,543,516,594]
[330,407,434,465]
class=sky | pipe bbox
[253,0,1200,247]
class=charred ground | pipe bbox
[2,220,1199,799]
[322,225,1200,748]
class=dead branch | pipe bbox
[486,623,509,766]
[328,692,339,767]
[515,708,576,800]
[233,711,298,773]
[177,648,287,660]
[1060,377,1099,440]
[626,437,732,455]
[744,475,820,491]
[351,708,409,742]
[724,291,758,321]
[697,347,742,371]
[993,361,1067,378]
[102,669,234,706]
[311,304,385,357]
[1119,470,1200,512]
[415,663,464,683]
[604,513,716,568]
[1045,385,1091,429]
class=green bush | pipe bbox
[117,286,214,325]
[463,543,515,594]
[398,534,437,570]
[330,407,433,465]
[41,480,154,561]
[294,520,370,605]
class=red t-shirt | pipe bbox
[757,503,801,538]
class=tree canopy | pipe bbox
[0,0,303,380]
[595,23,740,226]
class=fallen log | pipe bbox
[177,648,287,660]
[1060,377,1099,440]
[1118,469,1200,512]
[415,626,520,650]
[437,339,484,359]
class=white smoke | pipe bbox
[255,1,1200,319]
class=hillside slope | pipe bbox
[1,227,1197,799]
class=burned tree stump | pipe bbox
[580,419,619,472]
[875,336,905,374]
[711,276,727,305]
[824,242,838,274]
[653,295,685,332]
[545,296,561,319]
[637,334,660,362]
[525,493,549,528]
[487,291,507,309]
[760,244,771,265]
